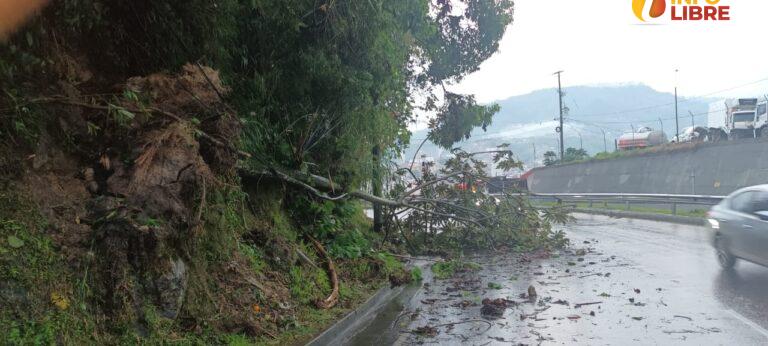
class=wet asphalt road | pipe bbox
[350,213,768,345]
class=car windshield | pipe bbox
[734,112,755,122]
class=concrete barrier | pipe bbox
[528,139,768,196]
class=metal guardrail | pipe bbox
[526,192,727,215]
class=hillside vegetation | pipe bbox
[0,1,568,343]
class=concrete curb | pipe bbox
[572,208,707,226]
[307,259,433,345]
[306,284,405,346]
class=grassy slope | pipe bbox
[535,201,707,218]
[0,178,399,344]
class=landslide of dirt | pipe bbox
[0,59,392,344]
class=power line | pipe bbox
[572,107,724,126]
[408,106,728,145]
[567,76,768,118]
[408,76,768,144]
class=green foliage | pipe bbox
[233,0,516,189]
[431,260,481,280]
[593,150,631,161]
[289,267,314,305]
[543,147,590,166]
[374,252,404,275]
[290,198,376,260]
[547,230,570,249]
[487,282,502,290]
[542,206,576,225]
[431,261,457,280]
[428,93,499,149]
[238,242,267,274]
[394,145,570,254]
[288,265,330,305]
[564,147,590,162]
[199,186,251,261]
[107,104,136,128]
[226,334,252,346]
[328,228,370,259]
[410,267,423,282]
[0,0,519,341]
[0,189,97,345]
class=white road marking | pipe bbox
[726,309,768,339]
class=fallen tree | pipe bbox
[241,145,572,254]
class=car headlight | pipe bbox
[708,218,720,229]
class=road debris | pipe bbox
[528,285,538,299]
[376,217,758,345]
[481,298,508,318]
[574,301,603,308]
[412,325,438,337]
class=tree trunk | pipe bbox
[372,145,383,233]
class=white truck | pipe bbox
[708,98,758,141]
[754,99,768,138]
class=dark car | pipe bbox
[709,185,768,269]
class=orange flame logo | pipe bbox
[633,0,666,21]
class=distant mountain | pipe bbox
[404,84,713,173]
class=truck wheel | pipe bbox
[710,129,724,142]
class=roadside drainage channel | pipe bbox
[572,208,706,226]
[306,258,433,346]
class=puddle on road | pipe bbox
[348,240,764,345]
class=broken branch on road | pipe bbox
[574,301,603,308]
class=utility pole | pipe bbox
[674,69,680,141]
[688,110,695,127]
[600,128,607,153]
[532,143,537,168]
[555,71,565,161]
[572,126,583,150]
[658,117,664,134]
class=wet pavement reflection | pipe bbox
[350,213,768,345]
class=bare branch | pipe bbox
[409,136,430,171]
[400,171,463,201]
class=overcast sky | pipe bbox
[451,0,768,103]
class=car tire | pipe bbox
[716,246,736,270]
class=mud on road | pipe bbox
[351,214,768,345]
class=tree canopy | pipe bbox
[4,0,513,188]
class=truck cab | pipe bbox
[726,98,758,140]
[756,101,768,138]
